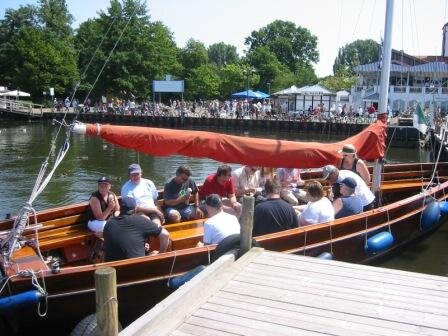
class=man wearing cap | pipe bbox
[163,165,203,223]
[338,144,370,184]
[87,176,120,233]
[197,194,240,246]
[333,177,363,218]
[121,163,164,225]
[322,165,375,211]
[103,197,170,261]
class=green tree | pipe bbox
[186,64,220,100]
[0,1,78,97]
[218,63,247,98]
[333,39,379,76]
[245,20,319,73]
[207,42,239,67]
[319,75,357,92]
[75,0,181,99]
[179,39,208,73]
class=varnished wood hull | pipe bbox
[1,162,448,334]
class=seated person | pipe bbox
[199,164,242,218]
[87,176,120,233]
[232,165,265,204]
[163,165,203,223]
[276,167,306,205]
[253,179,298,236]
[197,194,240,246]
[322,165,375,211]
[295,181,334,226]
[337,144,370,184]
[121,163,165,226]
[333,177,363,219]
[104,197,170,262]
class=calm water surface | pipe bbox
[0,120,446,275]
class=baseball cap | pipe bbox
[97,176,111,184]
[322,165,337,180]
[340,177,357,189]
[120,197,137,215]
[205,194,222,209]
[338,144,357,155]
[128,163,142,174]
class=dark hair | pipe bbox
[205,194,223,209]
[306,181,324,199]
[176,165,192,177]
[264,178,280,194]
[216,164,232,177]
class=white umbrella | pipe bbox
[3,90,31,97]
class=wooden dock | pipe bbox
[121,248,448,336]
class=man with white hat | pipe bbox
[322,165,375,211]
[121,163,164,225]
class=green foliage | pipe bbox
[179,39,208,74]
[208,42,239,67]
[245,20,319,73]
[218,63,248,98]
[333,39,379,75]
[319,75,357,92]
[0,1,78,97]
[75,0,181,99]
[185,64,220,100]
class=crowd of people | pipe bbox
[86,143,374,262]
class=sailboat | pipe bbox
[1,0,447,333]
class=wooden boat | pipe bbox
[1,121,447,334]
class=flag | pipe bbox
[413,104,427,134]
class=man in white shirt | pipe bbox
[121,163,165,225]
[197,194,240,246]
[322,165,375,210]
[232,166,264,203]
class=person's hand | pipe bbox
[196,241,204,247]
[195,207,204,219]
[156,209,165,223]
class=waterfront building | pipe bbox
[352,23,448,114]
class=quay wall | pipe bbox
[0,111,420,147]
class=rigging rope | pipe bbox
[0,4,137,264]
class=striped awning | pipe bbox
[355,61,448,74]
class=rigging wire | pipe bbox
[0,3,138,263]
[351,0,367,41]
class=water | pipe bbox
[0,120,446,275]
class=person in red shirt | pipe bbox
[199,165,242,218]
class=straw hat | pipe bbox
[338,144,357,155]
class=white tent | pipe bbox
[2,90,31,97]
[273,85,300,95]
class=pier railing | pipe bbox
[0,98,44,117]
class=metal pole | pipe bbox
[378,0,394,114]
[372,0,393,196]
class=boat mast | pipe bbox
[378,0,394,114]
[371,0,394,200]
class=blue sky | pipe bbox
[1,0,448,77]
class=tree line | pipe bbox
[0,0,380,102]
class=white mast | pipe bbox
[372,0,394,200]
[378,0,394,113]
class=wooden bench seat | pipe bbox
[26,223,95,251]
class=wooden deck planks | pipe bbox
[122,249,448,336]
